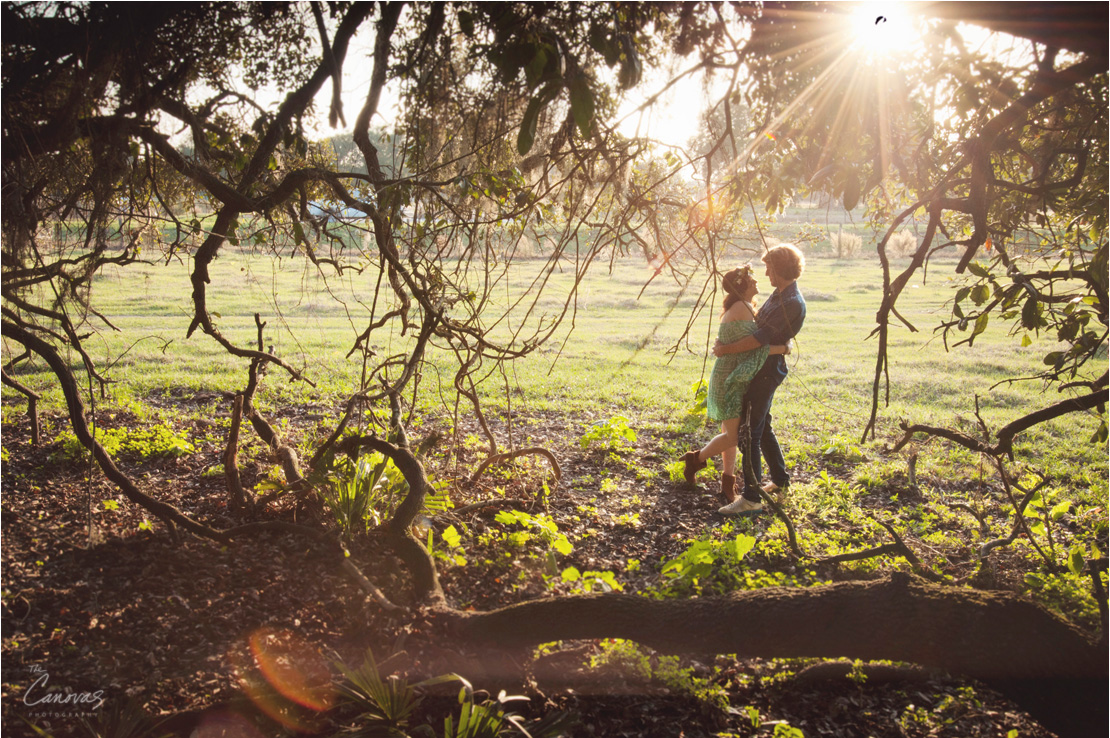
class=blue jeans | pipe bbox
[739,360,789,501]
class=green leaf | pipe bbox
[842,174,861,211]
[967,262,990,278]
[524,46,548,88]
[569,77,595,137]
[1067,546,1085,575]
[552,536,573,556]
[808,163,839,186]
[732,534,756,562]
[442,524,461,549]
[517,97,544,155]
[1021,333,1032,347]
[971,284,990,305]
[971,312,989,337]
[1021,296,1043,329]
[561,566,581,582]
[617,36,641,89]
[1049,501,1070,521]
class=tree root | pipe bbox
[816,517,943,582]
[340,558,404,614]
[447,498,532,517]
[468,447,562,486]
[1,368,40,444]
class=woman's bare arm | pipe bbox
[714,337,791,357]
[713,334,760,356]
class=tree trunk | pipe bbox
[444,573,1105,737]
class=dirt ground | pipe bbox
[0,404,1066,737]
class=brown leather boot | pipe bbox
[718,473,737,505]
[681,450,707,484]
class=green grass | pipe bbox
[4,248,1104,478]
[4,244,1106,631]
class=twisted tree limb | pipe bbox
[223,394,248,513]
[446,573,1102,680]
[2,318,229,543]
[336,434,444,606]
[891,384,1108,459]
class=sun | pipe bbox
[848,2,921,58]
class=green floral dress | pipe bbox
[706,320,769,423]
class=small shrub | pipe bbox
[689,379,708,417]
[661,532,756,591]
[664,459,686,484]
[495,510,573,556]
[433,524,468,567]
[579,416,636,453]
[320,455,381,540]
[560,567,622,593]
[56,423,194,461]
[335,648,426,730]
[829,230,862,259]
[313,445,452,542]
[589,640,729,713]
[820,436,866,463]
[589,639,651,680]
[887,229,917,257]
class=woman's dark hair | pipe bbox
[722,266,757,312]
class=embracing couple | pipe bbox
[680,244,806,515]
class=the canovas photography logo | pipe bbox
[19,664,106,720]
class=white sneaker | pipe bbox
[718,497,763,515]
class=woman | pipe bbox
[680,265,790,506]
[714,244,806,515]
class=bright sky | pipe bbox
[303,2,934,151]
[614,62,722,149]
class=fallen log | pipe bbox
[443,572,1106,737]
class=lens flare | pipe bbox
[230,627,335,732]
[190,710,268,738]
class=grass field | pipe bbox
[3,237,1106,737]
[4,243,1104,493]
